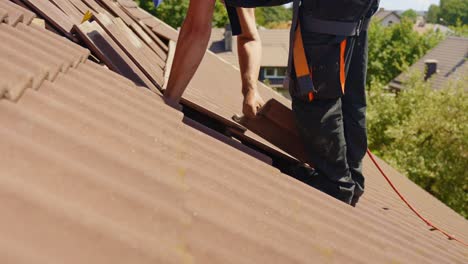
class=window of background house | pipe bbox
[264,67,287,78]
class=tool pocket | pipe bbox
[306,42,347,100]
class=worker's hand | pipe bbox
[243,89,265,118]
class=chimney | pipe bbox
[224,24,233,52]
[424,59,438,81]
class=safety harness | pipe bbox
[225,0,376,101]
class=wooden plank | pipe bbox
[49,0,82,23]
[73,21,158,91]
[140,17,178,41]
[67,0,93,15]
[113,17,165,69]
[234,99,308,163]
[22,0,74,36]
[130,22,167,61]
[139,21,168,52]
[98,0,135,26]
[163,40,175,89]
[81,0,110,14]
[116,0,138,8]
[93,13,164,88]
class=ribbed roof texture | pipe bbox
[391,36,468,91]
[1,1,467,263]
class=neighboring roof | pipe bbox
[390,37,468,90]
[1,1,468,263]
[209,28,289,68]
[373,8,401,21]
[414,23,453,34]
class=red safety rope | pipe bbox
[366,149,468,247]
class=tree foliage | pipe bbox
[255,6,292,28]
[440,0,468,25]
[401,9,418,23]
[426,4,440,24]
[136,0,227,28]
[367,19,444,86]
[426,0,468,26]
[137,0,290,29]
[367,72,468,218]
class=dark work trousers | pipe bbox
[291,31,369,205]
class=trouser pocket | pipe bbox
[306,43,344,100]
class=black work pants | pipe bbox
[291,31,369,205]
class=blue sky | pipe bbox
[380,0,439,11]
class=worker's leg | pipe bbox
[342,31,369,206]
[292,97,355,204]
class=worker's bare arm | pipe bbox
[164,0,216,106]
[237,8,264,118]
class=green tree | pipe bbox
[137,0,228,28]
[255,6,292,28]
[137,1,292,29]
[439,0,468,25]
[367,72,468,218]
[367,19,444,86]
[450,19,468,37]
[426,4,440,23]
[401,9,418,23]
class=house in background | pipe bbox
[389,37,468,91]
[209,26,289,89]
[374,8,401,26]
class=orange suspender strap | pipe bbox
[293,23,315,102]
[294,23,349,101]
[339,39,347,94]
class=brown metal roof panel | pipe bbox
[16,23,89,67]
[22,0,74,35]
[22,22,89,57]
[0,59,36,100]
[2,23,84,70]
[2,80,466,263]
[0,23,83,76]
[1,15,467,263]
[74,21,159,91]
[0,85,370,263]
[364,156,468,242]
[0,0,36,25]
[0,2,22,26]
[1,67,467,263]
[0,7,6,22]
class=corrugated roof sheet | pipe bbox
[1,1,467,263]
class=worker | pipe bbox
[224,0,380,206]
[164,1,264,118]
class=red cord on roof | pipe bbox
[366,149,468,247]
